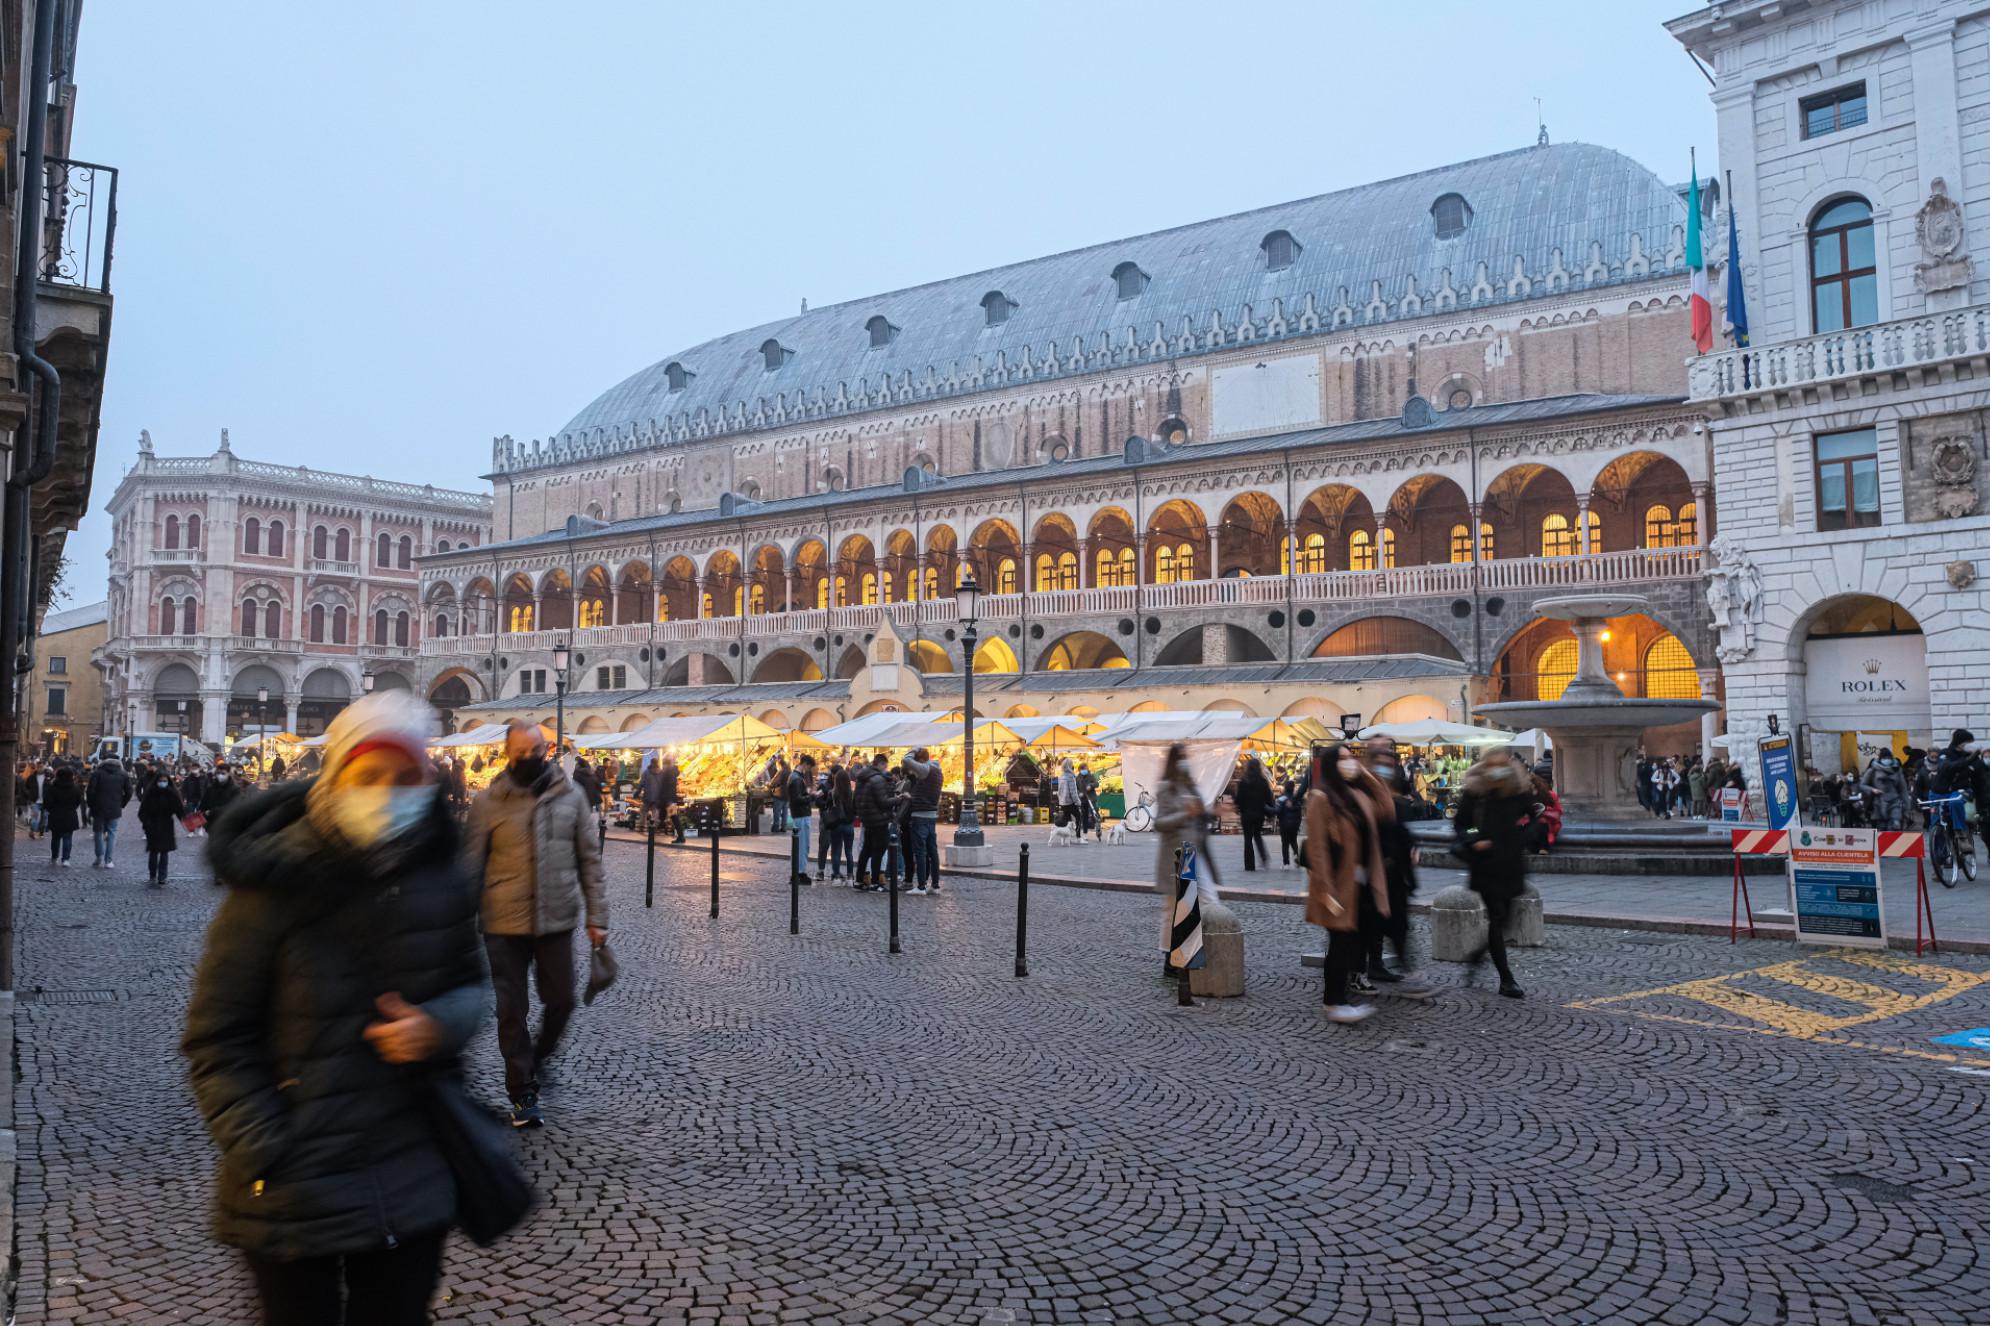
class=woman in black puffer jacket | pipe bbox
[182,693,490,1324]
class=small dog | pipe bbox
[1105,824,1127,846]
[1045,822,1078,848]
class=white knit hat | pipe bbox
[315,691,436,788]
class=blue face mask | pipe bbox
[330,784,436,847]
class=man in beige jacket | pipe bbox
[465,720,607,1127]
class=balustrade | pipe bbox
[1689,307,1990,401]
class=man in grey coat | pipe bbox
[464,720,607,1128]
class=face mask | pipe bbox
[157,780,169,790]
[331,784,436,848]
[1337,758,1362,782]
[509,756,547,785]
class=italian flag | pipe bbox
[1687,165,1713,353]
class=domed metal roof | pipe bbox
[555,141,1686,446]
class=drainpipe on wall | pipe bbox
[0,0,67,991]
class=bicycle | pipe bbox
[1920,793,1977,887]
[1122,789,1156,833]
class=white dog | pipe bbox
[1045,822,1078,848]
[1105,823,1127,846]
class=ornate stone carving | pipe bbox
[1931,433,1980,518]
[1705,534,1763,665]
[1948,559,1977,590]
[1915,178,1973,294]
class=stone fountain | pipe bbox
[1475,593,1719,825]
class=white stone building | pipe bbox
[98,435,492,743]
[1673,0,1990,771]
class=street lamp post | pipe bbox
[256,686,269,783]
[553,641,572,755]
[953,575,984,851]
[361,669,376,695]
[175,699,187,737]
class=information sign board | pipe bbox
[1789,826,1886,948]
[1758,734,1799,831]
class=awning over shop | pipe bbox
[1357,719,1513,747]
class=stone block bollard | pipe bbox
[1509,881,1545,948]
[1430,884,1488,962]
[1189,901,1245,998]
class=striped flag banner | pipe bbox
[1730,828,1789,855]
[1878,831,1925,859]
[1170,846,1207,971]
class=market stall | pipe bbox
[572,714,824,830]
[1355,719,1515,809]
[826,716,1103,826]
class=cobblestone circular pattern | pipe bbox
[11,824,1990,1325]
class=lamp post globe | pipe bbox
[953,575,984,850]
[553,640,573,754]
[360,670,376,694]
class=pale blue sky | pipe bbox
[65,0,1714,598]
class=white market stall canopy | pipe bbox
[1504,728,1554,753]
[1357,720,1514,748]
[576,714,804,751]
[1099,712,1328,751]
[431,723,513,749]
[811,711,955,747]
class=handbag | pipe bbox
[584,938,619,1006]
[415,1068,535,1246]
[181,810,207,833]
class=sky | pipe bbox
[62,0,1716,604]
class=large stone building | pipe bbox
[423,140,1722,742]
[1672,0,1990,771]
[98,435,492,743]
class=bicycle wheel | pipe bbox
[1124,803,1153,833]
[1936,830,1960,888]
[1964,839,1979,881]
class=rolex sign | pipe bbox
[1802,634,1930,735]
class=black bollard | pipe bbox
[1015,843,1030,978]
[644,815,656,909]
[708,805,720,918]
[790,824,801,935]
[887,818,901,955]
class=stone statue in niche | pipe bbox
[1916,178,1973,294]
[1930,433,1980,518]
[1705,534,1763,664]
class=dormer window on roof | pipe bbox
[1261,230,1300,271]
[865,315,899,348]
[981,290,1015,326]
[1431,193,1472,240]
[759,339,790,371]
[1112,261,1149,300]
[663,361,692,392]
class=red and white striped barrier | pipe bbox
[1730,828,1789,855]
[1878,831,1924,859]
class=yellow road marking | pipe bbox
[1568,952,1990,1064]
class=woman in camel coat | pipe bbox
[1303,743,1393,1023]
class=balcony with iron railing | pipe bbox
[1688,306,1990,405]
[421,545,1702,658]
[40,157,118,295]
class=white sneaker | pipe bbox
[1325,1003,1376,1024]
[909,886,927,895]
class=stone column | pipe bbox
[1698,668,1722,763]
[1689,481,1712,544]
[1467,502,1483,562]
[1205,524,1220,581]
[1200,621,1230,664]
[1073,537,1088,590]
[1577,497,1593,555]
[200,688,228,745]
[284,696,299,734]
[1375,512,1390,568]
[783,572,795,613]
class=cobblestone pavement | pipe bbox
[14,817,1990,1325]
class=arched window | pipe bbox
[188,514,201,548]
[1056,552,1078,590]
[334,528,351,563]
[1810,197,1877,332]
[1676,502,1699,546]
[701,591,716,619]
[312,525,328,560]
[1112,261,1148,300]
[1261,229,1300,271]
[860,572,878,604]
[1643,504,1676,549]
[264,601,281,639]
[437,539,451,553]
[1541,514,1575,557]
[663,361,690,392]
[160,596,177,634]
[243,517,260,555]
[395,612,410,647]
[922,566,939,600]
[732,585,744,616]
[1448,524,1472,563]
[981,291,1014,326]
[1431,193,1472,240]
[376,532,390,567]
[995,558,1018,595]
[1155,544,1176,584]
[164,515,180,550]
[241,599,257,636]
[1582,509,1600,553]
[1380,528,1396,569]
[749,583,766,615]
[374,608,389,644]
[1296,532,1327,575]
[1349,530,1376,571]
[1643,633,1703,700]
[1479,521,1495,560]
[398,535,413,568]
[760,338,788,371]
[332,606,348,645]
[814,578,829,611]
[1536,638,1578,701]
[268,521,285,556]
[865,315,898,348]
[433,613,449,639]
[309,604,326,643]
